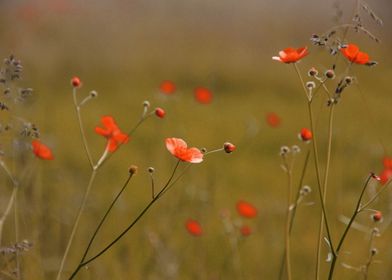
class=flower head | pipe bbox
[155,107,165,118]
[223,142,236,153]
[32,140,54,160]
[272,47,308,63]
[236,200,258,218]
[340,44,371,65]
[194,87,213,104]
[159,80,176,95]
[165,138,203,163]
[95,116,129,152]
[185,219,203,236]
[71,76,81,88]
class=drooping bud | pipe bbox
[223,142,236,153]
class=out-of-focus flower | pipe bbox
[266,112,281,128]
[165,138,203,163]
[372,211,383,222]
[340,44,370,65]
[159,80,176,95]
[240,225,252,237]
[383,156,392,169]
[236,200,258,218]
[194,87,213,104]
[32,140,54,160]
[272,47,308,63]
[185,219,203,236]
[379,168,392,185]
[95,116,129,152]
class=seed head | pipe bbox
[143,100,150,108]
[325,69,335,79]
[128,165,138,175]
[308,67,318,77]
[90,90,98,98]
[148,167,155,173]
[280,146,290,155]
[306,81,316,90]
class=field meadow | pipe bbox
[1,0,392,279]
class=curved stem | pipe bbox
[56,169,98,280]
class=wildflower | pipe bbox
[299,128,312,142]
[185,219,203,236]
[165,138,203,163]
[95,116,129,152]
[236,200,258,218]
[71,76,81,88]
[223,142,236,153]
[340,44,371,65]
[194,87,213,104]
[32,139,54,160]
[383,156,392,169]
[372,211,383,222]
[272,47,309,63]
[266,112,281,127]
[240,225,252,237]
[155,107,165,118]
[159,80,176,95]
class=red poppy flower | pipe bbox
[379,168,392,185]
[95,116,129,152]
[299,128,312,141]
[272,47,308,63]
[165,138,203,163]
[266,112,281,127]
[383,156,392,169]
[194,87,213,104]
[185,219,203,236]
[32,140,54,160]
[159,80,176,95]
[340,44,370,65]
[236,200,258,218]
[240,225,252,237]
[155,107,165,118]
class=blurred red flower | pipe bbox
[266,112,281,127]
[272,47,308,63]
[32,140,54,160]
[95,116,129,152]
[236,200,258,218]
[165,138,203,163]
[340,44,370,65]
[159,80,176,95]
[185,219,203,236]
[240,225,252,237]
[194,87,213,104]
[379,168,392,185]
[383,156,392,169]
[155,107,165,118]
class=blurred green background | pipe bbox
[0,0,392,279]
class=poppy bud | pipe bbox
[155,107,165,118]
[143,100,150,108]
[71,76,81,88]
[148,167,155,173]
[90,90,98,98]
[223,142,236,153]
[299,128,312,142]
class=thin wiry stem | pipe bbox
[79,173,135,264]
[328,174,372,280]
[72,87,94,169]
[284,159,293,280]
[68,160,182,280]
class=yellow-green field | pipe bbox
[0,1,392,279]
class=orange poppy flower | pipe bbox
[299,128,312,142]
[379,168,392,185]
[340,44,370,65]
[272,47,308,63]
[159,80,176,95]
[165,138,203,163]
[95,116,129,152]
[32,140,54,160]
[194,87,213,104]
[236,200,258,218]
[185,219,203,236]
